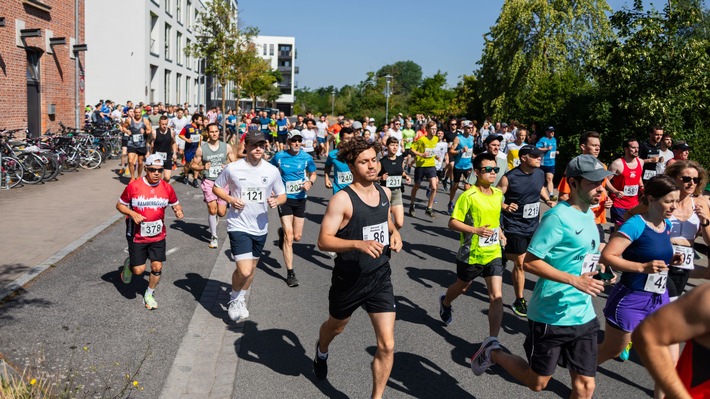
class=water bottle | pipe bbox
[4,173,9,190]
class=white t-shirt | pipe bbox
[301,128,317,152]
[316,121,329,138]
[170,117,190,145]
[214,159,285,235]
[657,148,674,174]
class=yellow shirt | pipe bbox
[414,135,439,168]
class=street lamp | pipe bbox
[384,74,393,123]
[331,89,335,116]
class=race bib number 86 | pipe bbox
[362,222,389,246]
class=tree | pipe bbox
[408,72,456,117]
[241,65,282,109]
[376,61,423,95]
[185,0,260,138]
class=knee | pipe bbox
[488,294,503,306]
[150,262,163,272]
[284,230,294,244]
[292,233,302,242]
[527,379,549,392]
[572,378,595,398]
[217,209,227,217]
[377,338,395,356]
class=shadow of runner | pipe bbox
[364,347,476,399]
[236,321,348,398]
[173,272,232,324]
[100,267,148,300]
[169,219,209,243]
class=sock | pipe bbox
[208,214,218,237]
[230,290,239,301]
[317,345,328,359]
[237,290,247,301]
[146,287,154,296]
[287,269,295,276]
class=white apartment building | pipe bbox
[85,0,213,108]
[245,35,297,115]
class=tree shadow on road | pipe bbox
[173,272,233,324]
[0,293,52,322]
[293,243,333,271]
[0,263,31,289]
[235,321,348,398]
[364,346,476,399]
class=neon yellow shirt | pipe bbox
[451,185,504,265]
[413,135,439,168]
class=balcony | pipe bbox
[278,51,292,59]
[278,65,291,73]
[294,66,299,74]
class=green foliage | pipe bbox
[408,72,456,118]
[376,61,423,95]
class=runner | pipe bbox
[124,106,152,182]
[470,154,611,399]
[117,154,184,309]
[301,118,318,158]
[506,128,527,171]
[666,141,692,167]
[316,114,329,159]
[378,137,411,230]
[312,136,403,399]
[150,115,177,182]
[118,108,131,177]
[439,153,506,339]
[169,108,190,169]
[467,135,508,187]
[639,126,663,183]
[270,130,317,287]
[401,119,416,172]
[179,113,203,187]
[656,132,674,175]
[536,126,558,200]
[212,130,286,322]
[446,120,475,214]
[408,121,440,219]
[190,123,236,249]
[324,127,355,195]
[608,138,644,227]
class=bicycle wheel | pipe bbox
[38,152,61,180]
[17,153,46,184]
[1,156,24,189]
[62,150,80,172]
[80,148,102,169]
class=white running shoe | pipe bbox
[227,299,248,321]
[209,236,218,249]
[471,336,501,376]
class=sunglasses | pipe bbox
[290,138,302,143]
[146,167,164,173]
[680,176,700,184]
[479,166,500,173]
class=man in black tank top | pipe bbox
[313,136,402,399]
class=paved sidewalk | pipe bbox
[0,160,125,293]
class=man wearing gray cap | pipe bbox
[471,154,612,399]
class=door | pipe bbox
[26,49,42,138]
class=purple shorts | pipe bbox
[603,284,669,333]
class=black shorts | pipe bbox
[277,134,288,144]
[504,233,531,256]
[121,136,128,148]
[453,168,472,184]
[414,166,438,184]
[329,263,395,320]
[278,198,307,218]
[597,224,606,244]
[128,147,147,156]
[523,317,599,377]
[667,267,692,298]
[456,258,504,282]
[540,165,555,175]
[128,239,167,266]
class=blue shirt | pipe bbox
[226,115,237,131]
[454,134,475,170]
[270,150,316,200]
[536,136,557,166]
[527,202,600,326]
[259,117,272,134]
[325,149,352,194]
[276,118,289,135]
[618,215,674,291]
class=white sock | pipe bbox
[237,290,247,301]
[146,287,154,296]
[317,345,328,359]
[208,214,218,237]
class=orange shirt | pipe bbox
[557,176,608,224]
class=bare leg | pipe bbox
[231,258,259,292]
[484,275,504,337]
[597,321,631,365]
[369,312,396,399]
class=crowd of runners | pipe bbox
[108,101,710,399]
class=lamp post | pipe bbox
[331,89,335,116]
[384,74,393,123]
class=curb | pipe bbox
[0,212,124,301]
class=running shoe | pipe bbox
[227,298,248,321]
[286,272,299,287]
[313,341,328,380]
[619,341,632,362]
[512,298,528,317]
[121,258,132,284]
[192,179,200,188]
[143,292,157,310]
[278,227,284,250]
[426,208,437,219]
[448,201,455,215]
[209,236,219,249]
[123,170,132,177]
[118,167,125,176]
[408,204,416,217]
[182,176,188,184]
[439,294,453,325]
[470,336,501,376]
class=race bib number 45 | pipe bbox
[241,187,265,203]
[362,222,389,246]
[140,220,163,237]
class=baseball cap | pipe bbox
[352,121,363,130]
[369,118,375,123]
[546,126,555,131]
[484,134,503,145]
[245,130,267,145]
[145,154,164,167]
[519,145,543,157]
[672,141,691,151]
[501,122,508,128]
[462,120,473,127]
[565,154,613,182]
[287,130,302,140]
[145,105,152,111]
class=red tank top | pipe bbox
[611,157,642,209]
[677,339,710,398]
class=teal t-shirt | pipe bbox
[526,201,600,326]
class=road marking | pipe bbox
[166,247,179,256]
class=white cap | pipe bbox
[145,154,164,167]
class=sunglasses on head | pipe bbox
[147,167,164,173]
[479,166,500,173]
[680,176,700,184]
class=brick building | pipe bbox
[0,0,85,137]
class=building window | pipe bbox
[176,73,182,103]
[176,32,183,65]
[165,23,172,61]
[269,44,274,56]
[186,1,192,30]
[263,44,267,56]
[186,77,191,105]
[186,39,191,69]
[176,0,182,24]
[150,13,159,56]
[165,0,172,16]
[164,70,171,103]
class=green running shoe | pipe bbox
[144,292,157,310]
[121,258,132,284]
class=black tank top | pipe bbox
[153,128,173,154]
[334,185,391,274]
[378,155,404,191]
[501,167,546,235]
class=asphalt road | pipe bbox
[0,156,677,398]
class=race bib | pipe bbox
[644,271,668,294]
[337,171,353,185]
[643,169,657,180]
[549,151,556,159]
[623,185,639,196]
[279,125,287,132]
[386,175,402,188]
[305,140,314,148]
[190,134,200,142]
[581,254,600,275]
[285,180,303,194]
[478,228,500,247]
[672,244,695,270]
[207,165,223,179]
[362,222,389,246]
[522,202,540,219]
[424,148,434,158]
[132,134,143,144]
[241,187,265,203]
[261,124,268,130]
[155,151,167,161]
[140,219,163,237]
[461,149,473,159]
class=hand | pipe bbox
[695,204,709,225]
[131,212,146,224]
[604,198,613,209]
[643,260,669,274]
[204,161,211,171]
[359,240,385,259]
[267,196,279,208]
[507,203,518,213]
[405,175,412,184]
[573,272,605,296]
[302,180,313,191]
[381,173,389,181]
[231,197,245,210]
[476,224,495,237]
[173,206,184,220]
[325,179,333,189]
[463,146,469,153]
[390,231,403,252]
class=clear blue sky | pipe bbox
[238,0,646,90]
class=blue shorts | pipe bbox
[603,284,669,333]
[228,231,267,261]
[317,137,326,144]
[540,165,555,175]
[610,206,629,226]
